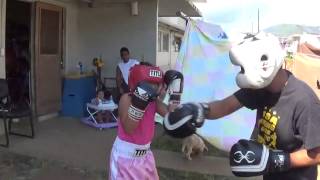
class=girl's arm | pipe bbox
[156,85,171,117]
[156,98,169,117]
[118,94,139,134]
[119,81,159,134]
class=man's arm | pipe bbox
[206,88,261,119]
[290,148,320,168]
[163,94,244,138]
[229,140,320,177]
[163,89,255,138]
[292,100,320,167]
[230,98,320,177]
[206,95,243,120]
[116,66,124,94]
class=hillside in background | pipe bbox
[264,24,320,37]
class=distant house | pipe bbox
[281,33,320,54]
[157,17,186,71]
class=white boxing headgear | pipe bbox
[229,32,286,89]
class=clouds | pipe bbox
[194,0,320,40]
[260,0,320,27]
[195,0,265,21]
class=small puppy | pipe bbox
[181,134,208,160]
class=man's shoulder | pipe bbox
[290,74,313,94]
[289,74,319,103]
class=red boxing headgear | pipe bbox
[128,65,164,91]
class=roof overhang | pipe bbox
[77,0,203,17]
[158,0,202,17]
[158,17,186,31]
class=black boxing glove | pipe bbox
[128,81,158,121]
[164,70,184,105]
[230,139,291,177]
[163,103,209,138]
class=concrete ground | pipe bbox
[0,150,105,180]
[0,117,262,180]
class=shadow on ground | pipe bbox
[1,150,238,180]
[0,150,105,180]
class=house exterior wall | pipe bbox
[0,0,80,135]
[74,0,158,78]
[37,0,80,75]
[157,25,184,71]
[0,0,190,134]
[0,0,162,81]
[1,0,81,77]
[21,0,157,79]
[157,27,170,70]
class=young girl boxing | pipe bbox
[109,63,183,180]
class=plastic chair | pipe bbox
[0,79,34,147]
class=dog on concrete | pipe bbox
[181,134,208,160]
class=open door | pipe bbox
[35,2,63,115]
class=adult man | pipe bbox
[163,32,320,180]
[116,47,139,102]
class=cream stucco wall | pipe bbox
[34,0,158,79]
[0,0,160,80]
[1,0,80,78]
[36,0,80,74]
[38,0,158,79]
[0,0,158,134]
[69,0,158,78]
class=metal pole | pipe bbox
[251,22,253,34]
[258,8,260,33]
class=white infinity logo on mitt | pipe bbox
[233,151,256,164]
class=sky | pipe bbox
[194,0,320,40]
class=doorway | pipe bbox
[35,2,63,116]
[5,0,31,109]
[5,0,64,116]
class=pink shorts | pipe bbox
[109,137,159,180]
